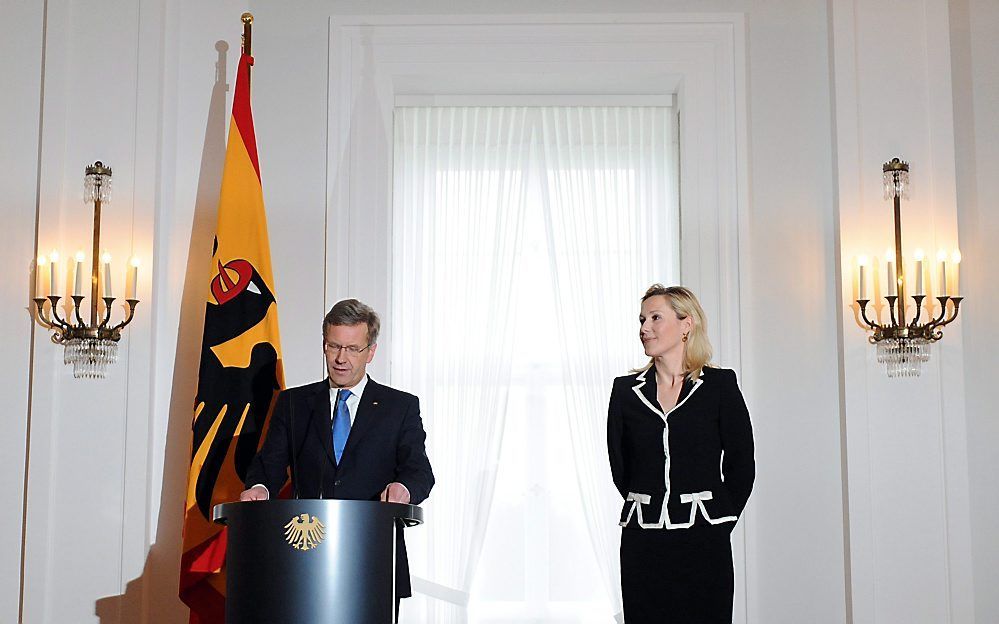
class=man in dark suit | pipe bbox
[240,298,434,614]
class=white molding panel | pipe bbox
[830,0,974,622]
[323,13,751,621]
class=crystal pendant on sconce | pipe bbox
[63,338,119,379]
[882,158,910,201]
[875,338,930,378]
[83,161,113,203]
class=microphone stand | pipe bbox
[289,397,300,499]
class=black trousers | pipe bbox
[620,526,734,623]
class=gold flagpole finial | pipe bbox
[241,13,253,57]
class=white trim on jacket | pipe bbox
[621,368,736,529]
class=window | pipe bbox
[391,106,679,622]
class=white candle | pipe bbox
[49,250,60,297]
[951,250,961,296]
[886,261,896,296]
[128,257,140,299]
[913,249,924,295]
[937,250,947,296]
[858,256,868,299]
[36,255,47,296]
[74,251,85,296]
[101,251,112,298]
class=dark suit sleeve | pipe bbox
[719,369,755,517]
[244,389,292,495]
[394,396,435,505]
[607,382,628,499]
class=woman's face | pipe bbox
[639,295,692,359]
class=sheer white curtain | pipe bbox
[392,105,678,622]
[391,107,533,623]
[538,106,679,620]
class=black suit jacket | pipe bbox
[607,366,754,531]
[245,376,434,596]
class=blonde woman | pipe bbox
[607,285,755,623]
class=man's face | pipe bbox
[323,323,377,388]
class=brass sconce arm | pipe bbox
[908,295,926,329]
[98,297,116,328]
[926,296,962,332]
[884,295,899,327]
[924,295,950,331]
[108,299,139,333]
[856,299,883,331]
[32,297,58,331]
[48,295,71,328]
[71,295,87,327]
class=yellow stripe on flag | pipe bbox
[181,49,285,624]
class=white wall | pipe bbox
[0,1,45,620]
[737,2,846,621]
[951,1,999,622]
[0,1,992,623]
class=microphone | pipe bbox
[320,388,337,499]
[318,444,325,500]
[289,394,300,499]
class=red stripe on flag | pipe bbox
[181,528,228,578]
[233,53,261,181]
[183,581,225,624]
[180,529,228,623]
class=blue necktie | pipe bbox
[332,389,352,464]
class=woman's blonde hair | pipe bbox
[635,284,713,379]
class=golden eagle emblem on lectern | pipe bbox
[283,513,325,551]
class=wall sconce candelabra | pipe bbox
[855,158,963,378]
[33,161,141,379]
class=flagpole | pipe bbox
[181,11,285,618]
[241,12,253,88]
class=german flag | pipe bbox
[179,50,284,623]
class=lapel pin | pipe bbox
[372,401,379,406]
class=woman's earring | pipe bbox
[682,333,688,343]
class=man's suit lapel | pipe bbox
[341,376,381,461]
[307,382,336,466]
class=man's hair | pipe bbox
[322,299,381,345]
